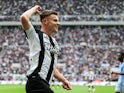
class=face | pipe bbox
[46,14,60,34]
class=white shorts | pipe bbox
[115,84,124,92]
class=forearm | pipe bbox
[54,68,72,90]
[54,68,66,83]
[21,5,38,20]
[20,5,41,30]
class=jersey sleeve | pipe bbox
[25,25,36,39]
[24,25,40,51]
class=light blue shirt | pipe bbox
[118,62,124,85]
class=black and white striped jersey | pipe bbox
[25,25,60,83]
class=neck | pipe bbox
[41,27,51,36]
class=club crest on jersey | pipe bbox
[44,42,60,55]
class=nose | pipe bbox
[57,21,60,25]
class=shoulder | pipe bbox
[25,26,40,39]
[25,25,35,32]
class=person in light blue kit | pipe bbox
[112,52,124,93]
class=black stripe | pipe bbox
[30,30,45,76]
[24,31,28,38]
[46,37,55,82]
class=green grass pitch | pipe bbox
[0,84,115,93]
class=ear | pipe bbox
[42,18,48,25]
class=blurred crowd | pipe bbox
[0,26,124,82]
[0,0,124,82]
[0,0,124,21]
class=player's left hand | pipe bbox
[62,79,72,90]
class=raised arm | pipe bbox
[20,5,41,31]
[53,68,72,90]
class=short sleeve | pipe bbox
[24,26,40,49]
[25,25,36,39]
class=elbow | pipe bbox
[20,15,23,21]
[20,14,26,22]
[20,14,30,30]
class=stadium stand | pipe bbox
[0,0,124,83]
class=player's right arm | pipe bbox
[20,5,42,31]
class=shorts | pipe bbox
[88,80,93,83]
[26,75,54,93]
[115,83,124,93]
